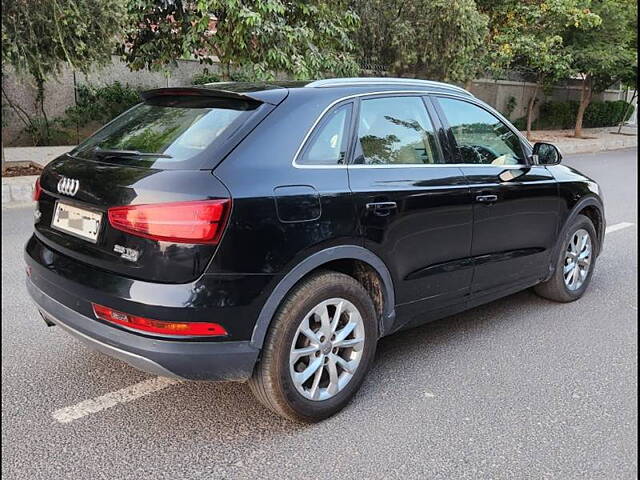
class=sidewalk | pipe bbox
[2,145,75,206]
[1,126,637,206]
[529,125,637,154]
[4,145,75,168]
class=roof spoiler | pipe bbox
[140,85,285,105]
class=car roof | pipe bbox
[141,77,473,107]
[203,78,472,96]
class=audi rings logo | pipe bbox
[57,176,80,196]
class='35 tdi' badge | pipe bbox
[113,244,140,262]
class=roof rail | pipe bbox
[306,77,473,96]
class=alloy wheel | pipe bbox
[563,228,592,291]
[289,298,365,401]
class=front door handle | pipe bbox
[366,201,398,216]
[476,194,498,203]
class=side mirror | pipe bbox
[532,142,562,165]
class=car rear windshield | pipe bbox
[70,96,260,169]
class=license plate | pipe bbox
[51,202,102,243]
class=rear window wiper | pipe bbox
[93,147,173,158]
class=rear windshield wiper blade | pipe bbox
[93,148,172,158]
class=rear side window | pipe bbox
[299,103,352,165]
[355,96,441,165]
[71,96,260,169]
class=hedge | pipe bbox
[192,68,255,85]
[60,82,143,127]
[18,82,144,146]
[513,99,634,131]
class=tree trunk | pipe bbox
[574,74,593,138]
[221,62,231,81]
[35,78,50,145]
[525,82,540,140]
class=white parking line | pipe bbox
[605,222,634,234]
[52,376,182,424]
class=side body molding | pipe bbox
[250,245,396,349]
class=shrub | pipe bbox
[584,100,633,128]
[502,96,517,121]
[536,101,578,129]
[60,82,143,127]
[512,117,526,130]
[192,69,222,85]
[192,67,256,85]
[228,69,256,82]
[21,118,72,146]
[514,99,634,131]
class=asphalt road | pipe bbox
[2,148,637,479]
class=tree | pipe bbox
[565,0,637,137]
[352,0,489,84]
[121,0,360,80]
[1,0,127,145]
[479,0,601,139]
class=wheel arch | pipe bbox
[566,195,605,255]
[250,246,396,350]
[546,194,605,281]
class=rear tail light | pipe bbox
[92,303,228,336]
[33,178,42,201]
[107,199,230,244]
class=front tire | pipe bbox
[248,271,377,423]
[534,214,597,302]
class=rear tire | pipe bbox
[248,270,377,423]
[534,214,597,302]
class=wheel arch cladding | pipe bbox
[566,195,605,256]
[547,195,605,282]
[576,204,604,253]
[250,246,396,350]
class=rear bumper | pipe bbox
[23,233,277,379]
[27,278,259,380]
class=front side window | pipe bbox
[438,97,525,166]
[299,104,352,165]
[355,96,441,165]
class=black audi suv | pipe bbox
[25,77,605,422]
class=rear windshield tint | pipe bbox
[71,96,260,169]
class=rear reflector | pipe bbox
[107,199,230,244]
[92,303,228,336]
[33,178,42,201]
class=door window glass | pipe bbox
[438,97,525,165]
[355,97,441,165]
[299,104,352,165]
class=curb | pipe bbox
[554,138,637,155]
[2,175,38,206]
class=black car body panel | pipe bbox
[36,161,232,283]
[25,79,605,381]
[459,164,560,294]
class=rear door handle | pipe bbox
[366,201,397,216]
[475,194,498,203]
